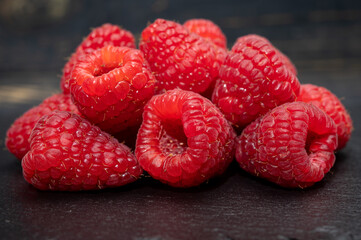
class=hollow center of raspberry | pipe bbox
[93,64,122,77]
[305,131,317,155]
[159,119,187,155]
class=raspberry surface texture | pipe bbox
[279,51,297,76]
[298,84,352,150]
[139,18,226,94]
[184,19,227,49]
[235,102,338,188]
[61,53,78,94]
[6,93,80,160]
[61,23,135,94]
[235,34,297,75]
[69,45,156,133]
[135,89,236,187]
[22,111,142,191]
[212,34,300,129]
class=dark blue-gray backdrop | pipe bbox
[0,0,360,73]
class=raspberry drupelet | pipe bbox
[135,89,236,188]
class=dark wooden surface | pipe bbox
[1,1,361,239]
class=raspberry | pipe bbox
[22,111,142,191]
[75,23,136,54]
[184,19,227,49]
[61,53,78,94]
[61,23,136,94]
[298,84,353,150]
[212,34,300,129]
[69,45,156,133]
[135,89,236,188]
[139,18,226,94]
[6,93,80,160]
[279,51,297,76]
[235,102,338,188]
[234,35,297,75]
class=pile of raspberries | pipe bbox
[6,19,353,190]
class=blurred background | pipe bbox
[1,0,360,72]
[0,0,360,114]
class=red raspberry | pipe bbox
[279,51,297,76]
[212,34,300,129]
[75,23,136,54]
[69,45,156,134]
[235,102,338,188]
[298,84,353,150]
[234,35,297,75]
[61,23,136,94]
[61,53,78,94]
[22,111,142,191]
[135,89,236,188]
[6,94,80,160]
[139,18,226,94]
[184,19,227,49]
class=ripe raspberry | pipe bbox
[139,18,226,94]
[298,84,353,150]
[184,19,227,49]
[61,53,78,94]
[235,102,338,188]
[234,34,297,75]
[212,34,300,129]
[6,93,80,160]
[279,51,297,76]
[75,23,136,54]
[69,45,156,134]
[61,23,136,94]
[22,111,142,191]
[135,89,236,188]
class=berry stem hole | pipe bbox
[305,131,317,155]
[159,119,188,155]
[93,64,122,77]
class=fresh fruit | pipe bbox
[184,18,227,49]
[75,23,136,54]
[6,19,349,191]
[279,51,297,76]
[235,102,338,188]
[61,23,136,94]
[139,18,226,94]
[6,93,80,160]
[135,89,236,187]
[235,34,297,75]
[22,111,142,191]
[69,45,156,134]
[298,84,352,150]
[212,34,300,129]
[61,54,78,94]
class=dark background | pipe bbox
[1,0,360,73]
[0,0,360,239]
